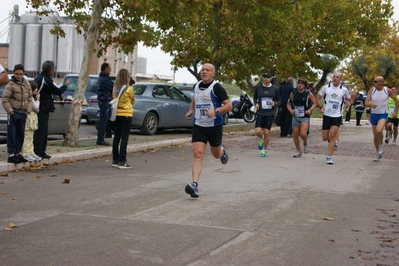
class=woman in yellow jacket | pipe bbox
[111,69,135,169]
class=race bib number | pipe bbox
[195,103,214,123]
[328,100,340,113]
[389,106,395,115]
[261,97,273,109]
[295,106,305,117]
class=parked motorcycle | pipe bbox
[229,93,256,123]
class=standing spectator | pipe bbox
[253,72,281,157]
[22,81,42,161]
[34,61,69,159]
[384,86,399,145]
[365,77,398,161]
[353,92,365,126]
[1,64,33,164]
[184,63,232,198]
[96,63,114,146]
[315,71,351,165]
[0,63,9,86]
[287,77,317,157]
[279,77,294,137]
[111,68,135,169]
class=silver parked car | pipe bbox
[87,82,193,135]
[0,76,72,137]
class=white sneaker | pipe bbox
[374,153,382,162]
[304,144,309,154]
[378,145,384,155]
[393,140,397,145]
[326,156,334,165]
[24,154,36,162]
[31,154,42,161]
[388,131,393,140]
[335,140,339,149]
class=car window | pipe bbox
[152,86,170,99]
[169,86,188,101]
[65,77,78,91]
[134,85,146,95]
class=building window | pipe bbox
[113,60,117,74]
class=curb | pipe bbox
[0,137,191,173]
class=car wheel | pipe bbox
[223,113,229,125]
[140,112,158,135]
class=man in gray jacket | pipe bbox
[253,72,281,157]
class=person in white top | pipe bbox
[0,64,9,86]
[365,76,399,162]
[316,72,351,165]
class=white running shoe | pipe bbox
[304,144,309,154]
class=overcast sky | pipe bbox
[1,1,399,84]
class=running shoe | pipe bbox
[393,140,397,145]
[388,131,393,140]
[118,161,132,169]
[326,156,334,165]
[185,182,199,198]
[373,153,383,162]
[260,149,267,157]
[385,138,389,144]
[304,144,309,154]
[335,140,339,149]
[112,160,119,168]
[220,144,229,164]
[378,145,384,155]
[258,138,264,150]
[293,151,302,158]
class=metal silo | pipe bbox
[8,24,26,69]
[24,24,42,74]
[41,24,58,70]
[56,24,75,73]
[20,12,39,24]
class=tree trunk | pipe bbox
[63,0,104,146]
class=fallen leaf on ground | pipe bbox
[322,217,337,221]
[35,175,41,179]
[2,192,6,195]
[9,223,18,228]
[377,237,393,242]
[1,172,8,176]
[11,197,17,200]
[63,178,70,184]
[4,227,12,231]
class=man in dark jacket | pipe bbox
[253,72,281,157]
[33,60,69,159]
[354,92,365,126]
[96,63,114,146]
[279,77,294,137]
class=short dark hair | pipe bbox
[42,60,55,73]
[101,63,110,72]
[29,80,38,91]
[14,64,25,72]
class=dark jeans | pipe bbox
[345,106,352,122]
[356,111,363,125]
[280,105,292,136]
[97,100,109,142]
[7,111,27,154]
[112,116,133,162]
[34,111,50,155]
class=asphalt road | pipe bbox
[0,121,398,265]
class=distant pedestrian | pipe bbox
[111,68,135,169]
[0,63,9,86]
[34,60,69,159]
[22,81,42,162]
[253,72,281,157]
[279,77,294,137]
[96,62,114,146]
[287,77,317,157]
[315,71,351,165]
[184,63,232,198]
[385,86,399,145]
[365,76,398,162]
[1,64,33,164]
[353,92,365,126]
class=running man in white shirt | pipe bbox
[316,72,351,165]
[365,76,398,162]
